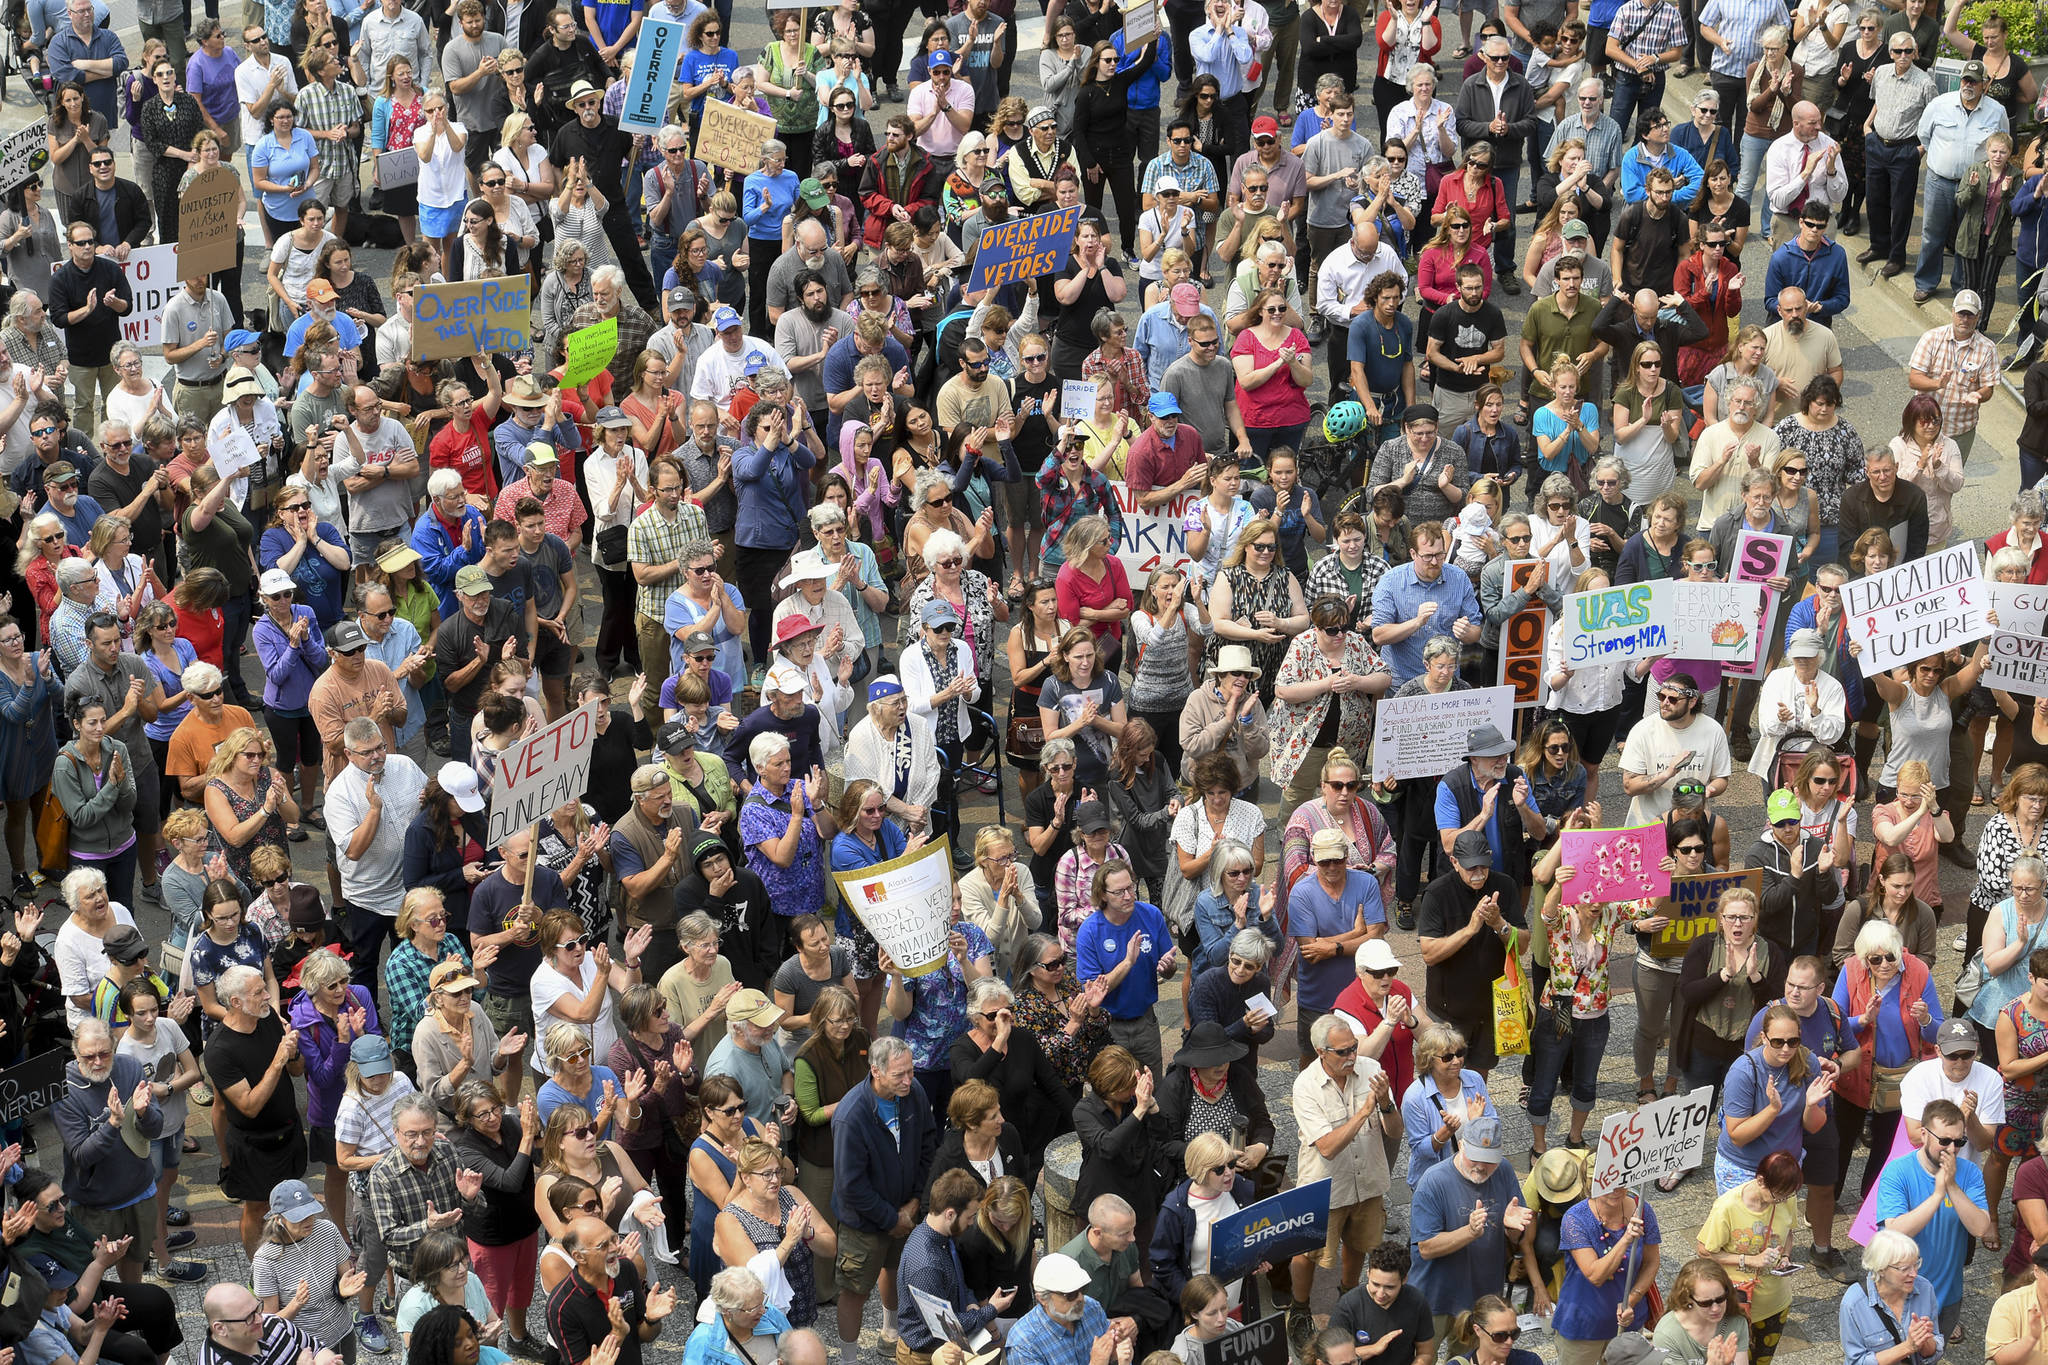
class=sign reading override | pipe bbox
[966,206,1083,292]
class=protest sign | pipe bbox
[0,121,47,196]
[560,318,620,389]
[1108,480,1198,584]
[831,836,956,978]
[487,700,600,845]
[1838,543,1990,674]
[966,205,1083,293]
[1983,632,2048,700]
[1061,379,1098,420]
[375,147,420,188]
[1643,868,1763,959]
[70,244,182,348]
[1370,684,1515,783]
[1499,560,1548,708]
[1557,580,1763,667]
[177,167,241,280]
[619,16,689,133]
[1210,1180,1332,1282]
[697,100,777,175]
[1722,530,1792,681]
[907,1285,991,1350]
[1558,823,1669,908]
[1590,1087,1714,1195]
[0,1049,69,1124]
[1849,1121,1920,1246]
[1123,0,1160,45]
[413,276,531,361]
[1991,581,2048,638]
[207,419,262,483]
[1202,1315,1289,1365]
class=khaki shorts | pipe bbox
[74,1198,152,1250]
[1320,1196,1385,1267]
[836,1222,906,1297]
[483,990,534,1048]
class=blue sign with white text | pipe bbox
[1209,1178,1332,1282]
[619,17,689,134]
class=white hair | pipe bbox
[870,1035,912,1072]
[1862,1228,1920,1273]
[427,468,465,498]
[749,731,791,770]
[216,964,265,1009]
[923,528,966,564]
[1852,918,1905,961]
[710,1266,765,1314]
[61,866,107,911]
[591,265,627,294]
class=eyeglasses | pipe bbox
[1321,1043,1358,1057]
[1675,843,1706,855]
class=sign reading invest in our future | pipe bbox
[412,276,531,361]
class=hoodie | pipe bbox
[1743,828,1829,962]
[287,985,383,1127]
[52,1054,162,1211]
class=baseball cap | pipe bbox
[268,1180,325,1223]
[1251,115,1279,138]
[681,628,718,655]
[928,48,954,67]
[525,441,560,467]
[454,564,493,597]
[1962,58,1988,81]
[920,599,961,629]
[1766,788,1802,824]
[1562,218,1590,240]
[439,761,485,813]
[1604,1338,1672,1365]
[799,177,829,208]
[1170,282,1202,319]
[592,406,634,429]
[350,1034,394,1077]
[666,286,697,314]
[102,926,148,965]
[1155,174,1181,195]
[376,543,421,574]
[44,460,78,487]
[713,305,743,332]
[1311,828,1349,862]
[1937,1018,1978,1056]
[26,1254,75,1291]
[1356,939,1399,974]
[258,568,297,597]
[1451,830,1493,869]
[727,988,787,1028]
[224,328,261,353]
[305,278,338,304]
[1461,1116,1504,1161]
[326,619,368,654]
[1786,628,1825,658]
[1955,289,1985,316]
[1033,1254,1092,1295]
[1074,801,1113,834]
[766,662,808,695]
[1148,391,1183,417]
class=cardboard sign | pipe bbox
[1983,632,2048,700]
[1202,1314,1289,1365]
[487,699,600,845]
[1558,822,1669,907]
[965,204,1083,293]
[696,99,777,174]
[1060,379,1098,419]
[0,121,47,197]
[830,836,957,978]
[375,146,420,188]
[1370,684,1516,783]
[1722,529,1791,681]
[1990,581,2048,637]
[413,275,531,361]
[1590,1086,1715,1195]
[1209,1180,1332,1282]
[1557,580,1764,667]
[0,1049,68,1124]
[1109,479,1198,585]
[619,16,689,134]
[1499,559,1548,709]
[177,166,241,281]
[560,317,620,389]
[1123,0,1161,47]
[1643,867,1764,960]
[1838,542,1990,674]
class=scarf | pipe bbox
[1699,936,1772,1042]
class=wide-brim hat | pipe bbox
[1532,1147,1588,1203]
[1206,644,1256,678]
[1172,1020,1248,1070]
[565,79,602,109]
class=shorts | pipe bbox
[149,1129,184,1175]
[1800,1115,1841,1187]
[349,528,406,563]
[218,1121,309,1202]
[997,479,1039,537]
[73,1197,153,1249]
[309,1123,338,1166]
[1321,1196,1384,1265]
[420,199,464,238]
[267,709,323,772]
[315,160,359,215]
[534,626,574,680]
[468,1233,540,1310]
[484,989,535,1044]
[835,1222,907,1297]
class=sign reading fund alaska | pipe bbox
[1208,1179,1332,1282]
[1557,581,1764,666]
[966,206,1083,293]
[413,276,532,362]
[1838,543,1992,674]
[488,700,599,846]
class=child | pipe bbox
[1450,490,1499,578]
[334,1036,419,1354]
[115,980,203,1285]
[22,1256,119,1365]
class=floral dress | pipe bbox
[2003,1000,2048,1157]
[1012,975,1109,1092]
[1771,416,1864,532]
[901,920,993,1072]
[1538,901,1641,1016]
[907,571,999,686]
[1204,565,1298,705]
[739,783,826,925]
[207,766,291,888]
[1267,631,1389,792]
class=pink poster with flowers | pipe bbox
[1558,823,1671,908]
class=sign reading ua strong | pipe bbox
[965,206,1083,293]
[1208,1179,1332,1282]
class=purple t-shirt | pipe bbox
[185,48,241,124]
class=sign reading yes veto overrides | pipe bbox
[1590,1087,1715,1194]
[966,205,1083,293]
[1838,542,1990,674]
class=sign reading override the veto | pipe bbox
[488,699,600,845]
[966,205,1083,293]
[414,276,531,361]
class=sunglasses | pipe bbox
[1208,1163,1232,1176]
[1693,1296,1728,1310]
[1930,1133,1967,1148]
[1327,779,1359,791]
[712,1102,748,1116]
[1865,952,1897,965]
[564,1124,595,1140]
[1480,1329,1522,1345]
[1441,1048,1467,1060]
[1675,843,1706,855]
[1764,1035,1801,1048]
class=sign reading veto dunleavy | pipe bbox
[966,205,1083,293]
[1722,529,1792,681]
[488,699,600,845]
[1644,867,1763,959]
[560,318,620,389]
[1370,683,1516,783]
[830,835,956,978]
[1590,1087,1715,1195]
[1838,542,1990,674]
[1209,1180,1332,1282]
[1557,580,1764,667]
[177,166,241,281]
[375,147,420,188]
[1558,822,1669,908]
[413,276,531,361]
[1201,1314,1289,1365]
[0,121,47,196]
[697,99,777,174]
[618,16,689,133]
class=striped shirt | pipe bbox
[250,1219,356,1351]
[1696,0,1790,76]
[196,1314,323,1365]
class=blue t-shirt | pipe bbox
[587,0,642,45]
[1554,1199,1661,1340]
[1715,1047,1822,1173]
[1409,1157,1526,1314]
[1532,401,1600,475]
[1433,778,1544,873]
[1348,311,1414,398]
[679,47,738,116]
[285,309,365,358]
[251,128,319,221]
[535,1065,623,1138]
[1076,901,1174,1021]
[257,522,352,627]
[1288,871,1385,1012]
[1872,1150,1987,1308]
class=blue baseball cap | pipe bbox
[349,1034,394,1077]
[712,305,743,332]
[928,48,955,67]
[26,1255,74,1290]
[742,351,770,376]
[1147,392,1182,417]
[224,329,261,353]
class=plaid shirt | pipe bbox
[1,322,64,376]
[1034,459,1125,568]
[627,501,708,619]
[1055,841,1130,949]
[1081,346,1151,425]
[365,1138,482,1277]
[1908,324,1998,437]
[1607,0,1685,63]
[297,77,365,183]
[385,934,466,1053]
[1008,1300,1109,1365]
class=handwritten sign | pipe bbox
[965,204,1083,293]
[696,99,777,175]
[1723,529,1791,681]
[1643,868,1762,959]
[1983,632,2048,700]
[1558,580,1763,667]
[0,1049,67,1124]
[207,419,262,483]
[831,835,956,978]
[177,166,241,280]
[1123,0,1161,47]
[619,16,689,133]
[488,699,599,846]
[1061,379,1098,419]
[0,121,47,196]
[1499,559,1548,709]
[413,275,531,361]
[375,146,420,188]
[1558,822,1669,907]
[1990,581,2048,637]
[1109,480,1197,585]
[1209,1180,1332,1282]
[1370,684,1516,783]
[560,318,620,389]
[1202,1314,1288,1365]
[1838,542,1989,674]
[1590,1086,1715,1194]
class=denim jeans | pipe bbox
[1915,170,1963,294]
[1864,134,1921,264]
[650,228,678,292]
[1608,70,1665,148]
[1526,1010,1611,1122]
[1735,132,1772,203]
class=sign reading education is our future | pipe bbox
[1838,542,1992,674]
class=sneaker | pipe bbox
[10,873,31,900]
[157,1261,207,1283]
[1810,1245,1859,1286]
[165,1229,196,1250]
[190,1083,211,1107]
[506,1339,546,1361]
[1396,900,1415,932]
[1954,931,1969,952]
[358,1315,392,1355]
[166,1206,191,1226]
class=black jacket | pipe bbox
[1072,1089,1176,1220]
[1592,295,1709,388]
[1674,932,1787,1072]
[1155,1062,1275,1173]
[957,1216,1035,1308]
[63,177,153,249]
[929,1122,1026,1198]
[1452,68,1538,169]
[2024,355,2048,459]
[44,253,134,367]
[676,866,779,992]
[949,1029,1075,1181]
[1744,829,1832,961]
[1839,479,1930,566]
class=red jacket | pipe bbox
[1675,251,1742,386]
[1374,8,1442,79]
[1835,950,1936,1109]
[860,148,938,248]
[1432,171,1510,240]
[1987,527,2048,584]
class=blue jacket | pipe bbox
[1618,142,1703,204]
[733,438,817,551]
[2017,170,2048,268]
[1191,887,1281,974]
[1111,31,1174,110]
[410,504,487,618]
[53,1054,163,1209]
[683,1304,795,1365]
[1784,594,1864,717]
[1150,1173,1261,1302]
[831,1077,937,1235]
[1764,239,1852,324]
[1671,120,1738,178]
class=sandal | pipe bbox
[1656,1170,1684,1193]
[1636,1089,1658,1105]
[1975,776,1992,806]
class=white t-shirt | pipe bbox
[56,906,137,1031]
[1619,713,1735,824]
[530,955,619,1075]
[416,122,470,211]
[1899,1057,2006,1161]
[116,1017,192,1133]
[236,55,300,146]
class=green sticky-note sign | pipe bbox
[560,318,621,390]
